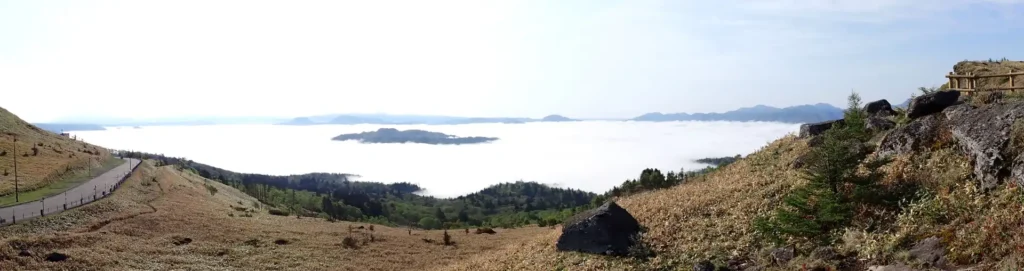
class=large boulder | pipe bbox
[876,114,942,158]
[907,91,960,119]
[799,119,844,138]
[944,102,1024,190]
[864,99,896,117]
[556,201,641,256]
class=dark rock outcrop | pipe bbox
[555,201,641,256]
[865,117,896,132]
[44,252,69,262]
[799,119,844,138]
[909,237,946,268]
[864,99,896,117]
[879,101,1024,190]
[877,114,942,158]
[907,91,960,119]
[693,260,715,271]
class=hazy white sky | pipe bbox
[2,0,1023,122]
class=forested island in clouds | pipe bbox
[332,128,499,145]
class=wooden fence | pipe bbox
[945,70,1024,95]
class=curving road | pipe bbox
[0,158,140,225]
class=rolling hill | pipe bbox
[0,107,116,201]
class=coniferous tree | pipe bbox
[755,92,887,245]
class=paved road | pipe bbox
[0,158,140,225]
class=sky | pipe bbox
[2,0,1024,122]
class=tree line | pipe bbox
[118,151,595,229]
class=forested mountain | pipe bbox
[117,151,596,229]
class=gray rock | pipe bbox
[867,264,917,271]
[770,247,794,265]
[799,119,844,138]
[945,102,1024,190]
[866,116,896,132]
[876,114,941,158]
[909,237,946,268]
[908,91,960,119]
[693,260,715,271]
[810,247,837,261]
[555,201,640,256]
[864,99,896,117]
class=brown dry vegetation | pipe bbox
[953,60,1024,90]
[0,161,553,270]
[446,130,1024,270]
[443,135,812,271]
[0,107,112,196]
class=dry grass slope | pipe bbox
[0,107,112,196]
[443,135,811,271]
[0,161,554,271]
[446,111,1024,270]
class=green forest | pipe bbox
[119,151,736,229]
[119,151,594,229]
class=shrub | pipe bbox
[2,169,7,176]
[475,228,496,234]
[368,225,374,232]
[443,230,454,246]
[342,236,358,249]
[0,150,6,156]
[268,208,290,216]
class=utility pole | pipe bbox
[12,135,18,203]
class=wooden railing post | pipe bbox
[1011,70,1016,94]
[949,71,956,89]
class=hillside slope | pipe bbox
[0,161,554,270]
[0,107,113,197]
[446,89,1024,270]
[442,136,811,271]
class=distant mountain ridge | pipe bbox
[632,103,844,124]
[32,123,106,133]
[279,113,579,125]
